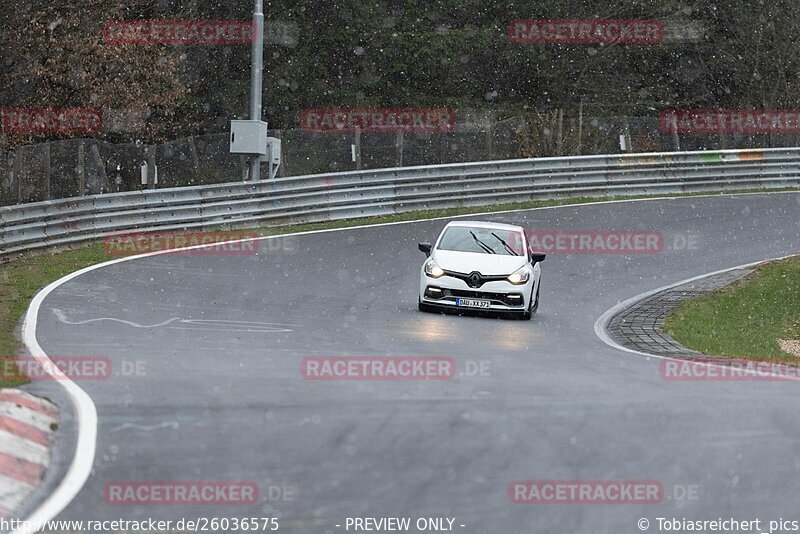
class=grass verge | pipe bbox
[2,188,798,387]
[664,255,800,364]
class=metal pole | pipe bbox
[248,0,264,181]
[576,101,583,155]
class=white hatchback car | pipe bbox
[417,221,545,319]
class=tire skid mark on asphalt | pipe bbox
[107,421,179,433]
[51,309,297,332]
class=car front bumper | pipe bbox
[419,274,534,312]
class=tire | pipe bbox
[521,281,540,320]
[418,299,434,313]
[531,281,541,312]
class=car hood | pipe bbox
[432,250,526,276]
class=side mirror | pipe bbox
[418,242,432,257]
[529,252,546,263]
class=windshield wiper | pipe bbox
[490,232,519,256]
[470,231,495,254]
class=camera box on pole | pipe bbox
[230,120,269,156]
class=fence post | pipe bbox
[188,137,201,173]
[623,117,633,153]
[0,150,6,205]
[395,130,404,167]
[486,120,494,160]
[44,143,51,200]
[518,116,531,157]
[275,129,286,177]
[576,102,583,155]
[556,109,564,155]
[354,128,362,170]
[90,143,108,193]
[14,146,23,204]
[671,116,680,151]
[77,140,86,196]
[146,145,157,189]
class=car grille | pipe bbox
[442,269,507,288]
[425,287,525,307]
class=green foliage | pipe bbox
[3,0,800,138]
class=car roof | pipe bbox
[444,220,524,232]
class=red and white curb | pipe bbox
[0,389,57,518]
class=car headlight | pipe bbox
[507,266,530,285]
[424,259,445,278]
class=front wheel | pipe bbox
[531,281,540,312]
[521,281,540,320]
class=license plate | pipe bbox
[455,298,491,309]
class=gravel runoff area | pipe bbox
[778,339,800,357]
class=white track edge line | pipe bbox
[14,263,103,534]
[14,189,800,532]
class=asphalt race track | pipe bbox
[28,193,800,533]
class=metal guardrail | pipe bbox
[1,147,799,256]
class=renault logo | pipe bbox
[468,272,482,287]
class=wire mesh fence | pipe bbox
[2,113,797,206]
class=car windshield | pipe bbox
[437,227,525,256]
